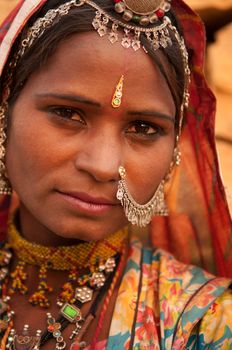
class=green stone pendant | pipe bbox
[60,303,82,323]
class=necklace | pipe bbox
[0,212,128,349]
[7,213,127,270]
[7,212,127,307]
[2,258,121,350]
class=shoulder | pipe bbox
[146,247,232,306]
[129,237,231,292]
[144,246,231,290]
[142,247,232,346]
[139,246,232,347]
[187,289,232,348]
[110,238,231,348]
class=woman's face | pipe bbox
[6,32,176,243]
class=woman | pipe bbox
[0,0,231,349]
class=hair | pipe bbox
[2,0,186,129]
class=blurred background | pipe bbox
[0,0,232,210]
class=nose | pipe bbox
[74,128,122,183]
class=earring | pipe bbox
[0,103,12,195]
[116,166,168,227]
[174,143,181,166]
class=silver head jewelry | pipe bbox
[116,166,168,227]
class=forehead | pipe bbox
[22,31,175,113]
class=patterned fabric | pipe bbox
[149,0,232,277]
[97,237,232,349]
[0,0,231,278]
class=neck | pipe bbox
[18,202,84,246]
[8,211,128,271]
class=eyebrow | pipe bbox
[35,93,174,122]
[128,110,175,123]
[35,92,102,107]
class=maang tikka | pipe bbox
[112,75,124,108]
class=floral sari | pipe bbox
[84,236,232,349]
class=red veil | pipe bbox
[0,0,231,277]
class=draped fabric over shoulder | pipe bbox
[149,1,232,277]
[0,0,231,279]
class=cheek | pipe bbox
[5,114,62,194]
[126,136,174,203]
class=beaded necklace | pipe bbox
[7,212,127,307]
[7,213,126,269]
[0,212,128,349]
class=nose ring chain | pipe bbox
[116,166,168,227]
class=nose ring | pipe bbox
[116,166,168,227]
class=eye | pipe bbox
[50,107,85,124]
[126,120,163,137]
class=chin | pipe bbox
[52,216,127,243]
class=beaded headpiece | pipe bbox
[18,0,182,54]
[114,0,171,25]
[0,0,190,195]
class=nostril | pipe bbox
[74,145,122,183]
[74,159,120,183]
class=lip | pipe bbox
[57,190,119,215]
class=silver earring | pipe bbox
[116,166,168,227]
[174,146,181,166]
[0,103,12,195]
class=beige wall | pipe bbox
[0,0,18,22]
